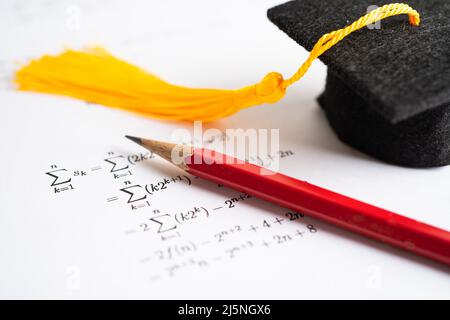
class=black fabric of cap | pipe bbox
[268,0,450,167]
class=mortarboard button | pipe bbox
[268,0,450,167]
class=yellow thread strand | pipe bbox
[281,3,420,89]
[14,3,420,121]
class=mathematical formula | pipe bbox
[43,135,317,282]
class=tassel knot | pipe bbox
[254,72,286,104]
[233,72,286,113]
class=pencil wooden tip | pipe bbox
[125,135,193,170]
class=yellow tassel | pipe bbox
[15,3,419,122]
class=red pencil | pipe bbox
[126,136,450,266]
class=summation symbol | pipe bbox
[46,169,72,186]
[105,156,129,173]
[140,214,177,234]
[46,168,74,193]
[120,185,147,203]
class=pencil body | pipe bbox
[186,149,450,266]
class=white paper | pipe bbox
[0,0,449,299]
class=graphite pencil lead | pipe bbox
[125,135,143,146]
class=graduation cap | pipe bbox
[268,0,450,167]
[15,1,443,167]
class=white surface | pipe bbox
[0,0,449,299]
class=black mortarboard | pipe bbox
[268,0,450,167]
